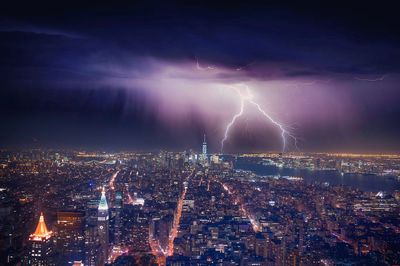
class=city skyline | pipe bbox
[1,2,400,265]
[1,1,400,152]
[1,149,400,265]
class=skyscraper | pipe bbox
[98,187,109,264]
[84,199,102,266]
[84,222,101,266]
[201,134,208,165]
[202,134,207,156]
[114,191,122,245]
[25,212,54,266]
[55,211,85,263]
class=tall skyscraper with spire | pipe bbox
[202,134,207,155]
[201,134,208,165]
[25,212,54,266]
[98,187,109,264]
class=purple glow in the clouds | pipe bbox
[76,56,393,151]
[9,48,397,151]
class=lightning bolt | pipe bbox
[221,84,298,153]
[221,92,245,152]
[192,58,298,153]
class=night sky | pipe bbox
[1,1,400,152]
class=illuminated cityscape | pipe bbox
[0,149,399,265]
[1,1,400,266]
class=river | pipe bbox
[234,160,400,193]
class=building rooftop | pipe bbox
[29,212,52,241]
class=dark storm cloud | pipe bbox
[1,1,400,152]
[2,1,400,76]
[2,1,400,72]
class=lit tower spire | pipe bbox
[27,212,54,265]
[98,186,109,211]
[30,212,52,241]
